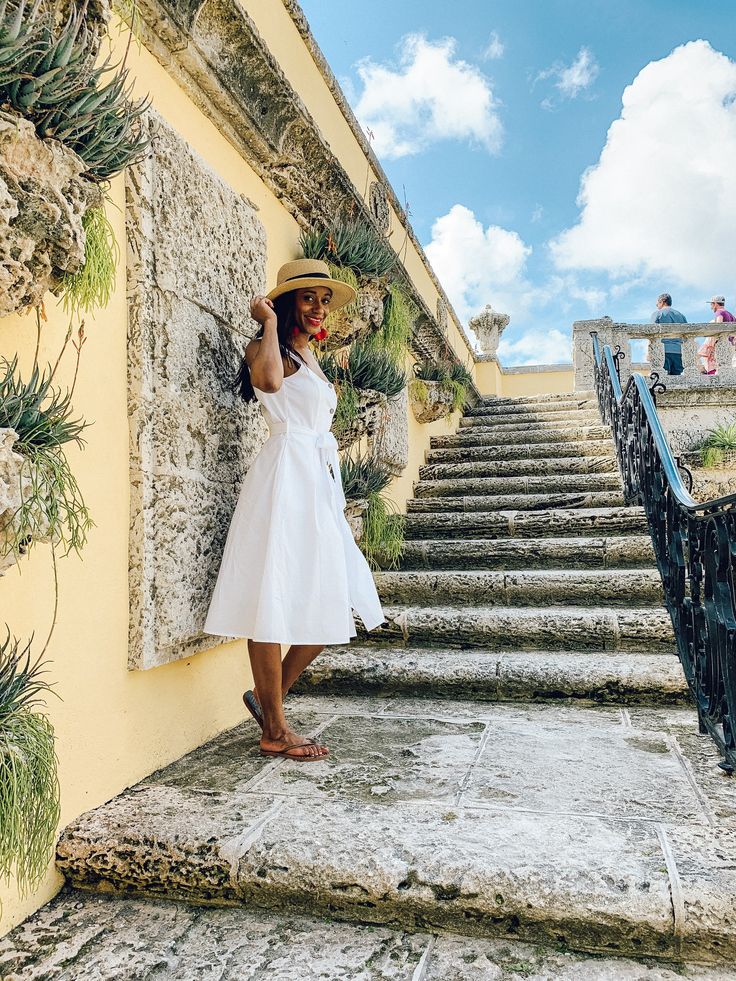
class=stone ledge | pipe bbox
[1,889,728,979]
[54,697,736,963]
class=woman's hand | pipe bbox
[250,294,276,326]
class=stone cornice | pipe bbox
[126,0,479,401]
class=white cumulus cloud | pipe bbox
[550,41,736,288]
[498,329,572,366]
[483,32,504,60]
[354,35,502,159]
[537,46,599,108]
[424,204,532,322]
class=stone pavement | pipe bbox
[3,391,735,977]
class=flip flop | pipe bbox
[243,690,264,729]
[259,742,328,761]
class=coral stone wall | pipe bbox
[127,113,268,670]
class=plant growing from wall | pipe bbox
[340,453,404,569]
[366,283,417,362]
[300,220,396,279]
[0,354,91,561]
[412,358,471,414]
[699,422,736,469]
[61,205,119,314]
[0,631,60,900]
[0,0,149,181]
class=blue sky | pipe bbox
[299,0,736,364]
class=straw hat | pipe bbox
[267,259,356,310]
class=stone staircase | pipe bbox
[3,391,735,980]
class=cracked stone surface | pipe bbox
[55,696,736,962]
[460,409,600,428]
[374,569,663,607]
[0,110,101,316]
[399,536,655,571]
[465,398,596,417]
[426,438,614,462]
[297,646,689,704]
[431,423,611,447]
[414,472,623,497]
[375,604,673,651]
[419,456,618,481]
[1,890,730,980]
[407,490,627,512]
[404,506,647,540]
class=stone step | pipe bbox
[5,889,725,981]
[414,472,622,498]
[298,646,688,703]
[400,535,655,570]
[375,568,663,607]
[464,398,596,418]
[418,456,618,482]
[55,697,736,965]
[431,423,611,448]
[374,605,674,652]
[479,388,594,406]
[407,489,627,512]
[425,439,614,464]
[404,506,647,541]
[460,409,600,428]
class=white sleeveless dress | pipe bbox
[204,363,385,644]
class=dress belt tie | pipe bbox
[267,422,346,511]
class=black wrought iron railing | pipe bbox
[591,331,736,773]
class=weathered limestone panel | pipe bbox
[127,111,267,670]
[369,388,409,476]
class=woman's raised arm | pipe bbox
[247,296,284,393]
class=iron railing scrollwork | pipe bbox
[591,331,736,773]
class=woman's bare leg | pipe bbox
[248,640,326,758]
[280,644,324,696]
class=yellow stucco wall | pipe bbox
[499,367,575,398]
[0,6,479,933]
[474,360,574,398]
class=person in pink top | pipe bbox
[698,295,736,374]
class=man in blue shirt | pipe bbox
[651,293,687,375]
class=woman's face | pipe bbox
[293,286,333,336]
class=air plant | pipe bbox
[0,631,60,897]
[0,357,91,558]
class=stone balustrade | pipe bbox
[573,317,736,391]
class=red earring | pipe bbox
[292,326,300,337]
[313,328,328,342]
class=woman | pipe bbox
[205,259,384,760]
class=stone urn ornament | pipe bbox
[469,304,510,358]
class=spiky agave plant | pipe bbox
[0,631,59,897]
[0,0,149,180]
[340,452,392,501]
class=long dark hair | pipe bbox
[234,292,307,402]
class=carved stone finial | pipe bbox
[468,304,510,357]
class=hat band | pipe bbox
[284,272,330,283]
